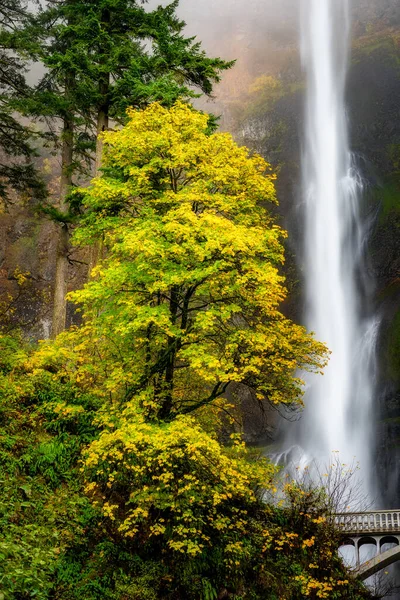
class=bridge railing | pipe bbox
[335,510,400,535]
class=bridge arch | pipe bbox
[379,535,399,551]
[358,536,378,549]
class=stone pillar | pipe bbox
[355,539,360,567]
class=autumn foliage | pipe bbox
[44,101,328,421]
[0,104,372,599]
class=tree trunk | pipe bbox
[89,64,110,276]
[95,104,109,175]
[157,286,179,420]
[95,7,111,177]
[51,115,73,338]
[89,5,111,276]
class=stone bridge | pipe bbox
[335,510,400,580]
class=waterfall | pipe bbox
[277,0,378,497]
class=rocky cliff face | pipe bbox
[0,194,87,339]
[348,31,400,507]
[0,200,55,338]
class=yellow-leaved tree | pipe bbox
[22,103,376,600]
[42,101,327,421]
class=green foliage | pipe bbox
[386,308,400,381]
[376,175,400,224]
[83,405,276,556]
[353,30,400,61]
[23,0,233,178]
[0,349,100,599]
[0,334,26,373]
[245,75,286,117]
[0,285,371,600]
[0,0,45,201]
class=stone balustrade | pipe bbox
[335,510,400,535]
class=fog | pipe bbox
[157,0,400,118]
[160,0,300,125]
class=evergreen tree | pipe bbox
[0,0,44,201]
[27,0,232,337]
[27,0,93,338]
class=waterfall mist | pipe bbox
[279,0,378,498]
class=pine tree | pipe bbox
[26,0,92,337]
[28,0,232,337]
[0,0,44,201]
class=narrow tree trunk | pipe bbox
[157,286,179,420]
[95,7,111,177]
[95,103,109,175]
[51,115,73,338]
[88,5,111,277]
[89,65,110,275]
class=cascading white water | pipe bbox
[277,0,378,496]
